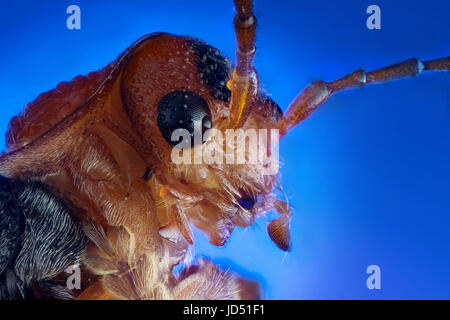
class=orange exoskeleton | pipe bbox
[0,0,448,299]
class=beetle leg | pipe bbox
[158,183,202,202]
[173,258,261,299]
[170,204,194,245]
[278,56,450,137]
[158,187,194,245]
[152,169,203,203]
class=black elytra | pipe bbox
[157,90,212,147]
[0,176,87,300]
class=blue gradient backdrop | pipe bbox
[1,1,449,299]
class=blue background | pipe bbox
[1,1,449,299]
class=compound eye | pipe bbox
[157,90,212,146]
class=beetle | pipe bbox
[0,0,448,299]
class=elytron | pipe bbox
[0,0,448,299]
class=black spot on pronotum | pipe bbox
[188,38,232,102]
[157,90,212,147]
